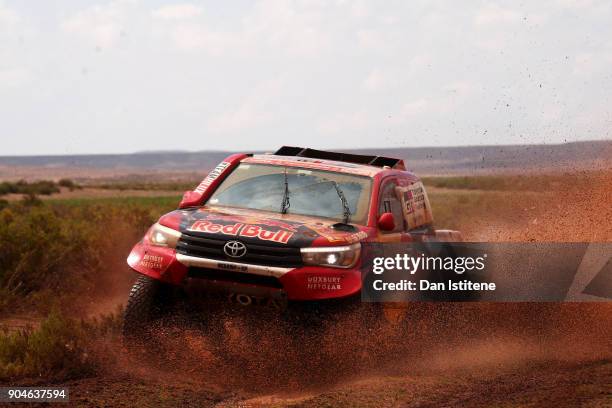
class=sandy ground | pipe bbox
[57,356,611,407]
[32,303,612,407]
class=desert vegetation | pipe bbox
[0,196,178,314]
[0,179,81,198]
[89,181,196,191]
[0,180,59,196]
[0,310,120,382]
[0,196,177,382]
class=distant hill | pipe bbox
[0,141,610,179]
[354,140,612,174]
[0,151,232,170]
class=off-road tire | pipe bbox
[122,275,172,341]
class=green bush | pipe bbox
[57,178,80,191]
[0,199,173,311]
[0,180,61,197]
[92,181,196,191]
[0,182,17,195]
[21,193,42,207]
[0,309,121,381]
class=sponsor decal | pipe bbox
[307,276,342,290]
[346,231,368,243]
[139,254,163,270]
[397,182,433,229]
[202,213,299,233]
[304,224,368,244]
[188,220,294,244]
[194,161,230,193]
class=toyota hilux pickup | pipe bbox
[123,146,461,336]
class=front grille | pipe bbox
[187,267,283,288]
[176,230,303,268]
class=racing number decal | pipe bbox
[396,182,433,229]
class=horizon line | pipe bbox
[0,139,609,159]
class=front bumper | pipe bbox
[176,253,292,278]
[127,242,362,300]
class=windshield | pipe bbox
[206,163,372,224]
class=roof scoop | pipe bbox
[274,146,406,170]
[331,222,357,232]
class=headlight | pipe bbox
[301,243,361,268]
[147,223,181,248]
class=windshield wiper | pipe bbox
[280,168,290,214]
[331,181,351,224]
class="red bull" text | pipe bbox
[188,220,294,244]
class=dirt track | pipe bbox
[59,360,611,407]
[51,302,612,407]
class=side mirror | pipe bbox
[179,190,202,208]
[378,212,395,231]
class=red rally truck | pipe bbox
[123,146,461,336]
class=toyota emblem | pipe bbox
[223,240,247,258]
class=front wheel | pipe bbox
[122,275,174,341]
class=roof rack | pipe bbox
[274,146,406,170]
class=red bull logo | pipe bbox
[188,220,294,244]
[203,213,299,232]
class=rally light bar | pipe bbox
[274,146,406,170]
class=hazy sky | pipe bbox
[1,0,612,155]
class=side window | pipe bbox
[378,180,405,233]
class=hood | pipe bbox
[159,206,371,247]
